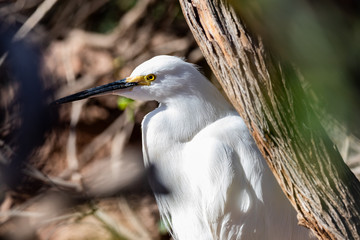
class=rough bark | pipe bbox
[179,0,360,239]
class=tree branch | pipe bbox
[179,0,360,239]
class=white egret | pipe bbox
[56,55,314,240]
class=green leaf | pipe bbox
[117,97,134,111]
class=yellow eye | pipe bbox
[145,74,156,81]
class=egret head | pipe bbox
[55,55,208,104]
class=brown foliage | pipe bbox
[0,0,204,239]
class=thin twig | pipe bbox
[118,197,151,239]
[13,0,58,40]
[0,210,44,218]
[0,193,46,224]
[66,100,85,191]
[93,208,141,240]
[110,107,136,173]
[24,165,81,191]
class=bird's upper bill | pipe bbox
[54,75,153,104]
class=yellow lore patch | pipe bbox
[126,74,156,86]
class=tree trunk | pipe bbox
[179,1,360,239]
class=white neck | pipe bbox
[155,84,234,142]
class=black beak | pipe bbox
[54,79,137,105]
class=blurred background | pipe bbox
[0,0,359,239]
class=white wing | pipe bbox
[143,109,314,240]
[176,115,313,240]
